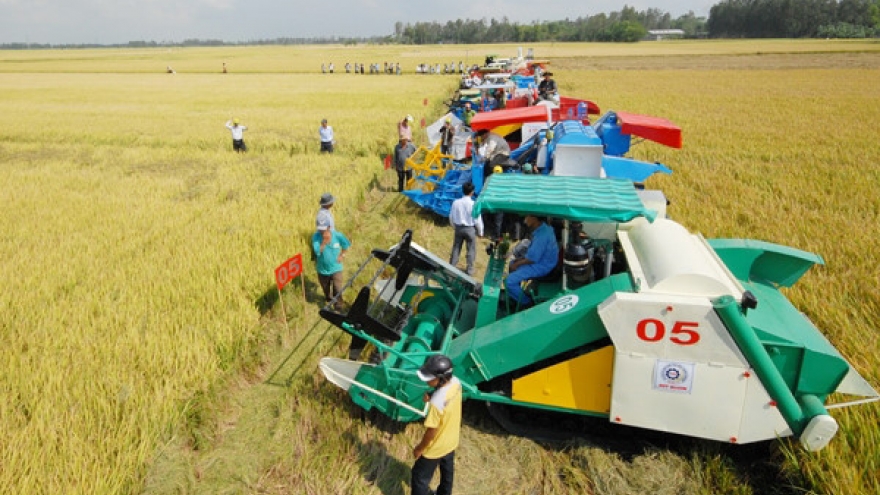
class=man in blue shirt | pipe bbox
[505,215,558,307]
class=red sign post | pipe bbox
[274,254,306,329]
[275,253,303,291]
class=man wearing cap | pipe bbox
[393,137,417,192]
[505,214,559,309]
[225,118,248,152]
[448,182,483,276]
[438,117,455,155]
[319,119,334,153]
[398,115,414,141]
[316,193,335,231]
[538,72,558,103]
[412,354,461,495]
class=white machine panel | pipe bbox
[551,144,604,177]
[599,292,748,366]
[600,292,791,443]
[737,372,792,443]
[609,353,748,443]
[522,122,549,143]
[618,218,744,299]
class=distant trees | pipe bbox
[707,0,879,38]
[394,7,705,44]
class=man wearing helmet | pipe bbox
[412,354,462,495]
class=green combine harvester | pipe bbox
[318,175,877,450]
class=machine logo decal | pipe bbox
[653,360,695,393]
[549,295,579,314]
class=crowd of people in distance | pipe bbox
[322,62,404,75]
[414,61,473,75]
[319,61,483,75]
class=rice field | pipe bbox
[1,40,878,495]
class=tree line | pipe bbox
[394,7,707,44]
[708,0,880,38]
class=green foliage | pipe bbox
[708,0,879,38]
[394,8,707,44]
[817,21,877,37]
[610,20,648,42]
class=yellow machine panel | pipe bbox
[512,346,614,413]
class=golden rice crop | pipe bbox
[1,41,878,495]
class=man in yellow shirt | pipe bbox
[412,355,462,495]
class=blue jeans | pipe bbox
[505,264,548,305]
[411,451,454,495]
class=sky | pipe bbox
[0,0,716,45]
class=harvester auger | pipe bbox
[319,175,878,451]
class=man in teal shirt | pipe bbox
[312,225,351,311]
[312,225,365,359]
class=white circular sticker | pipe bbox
[549,295,579,314]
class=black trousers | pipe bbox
[411,451,454,495]
[397,169,413,192]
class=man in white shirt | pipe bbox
[319,119,334,153]
[225,118,247,152]
[448,182,484,276]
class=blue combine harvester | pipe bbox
[402,107,682,218]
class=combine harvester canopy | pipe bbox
[319,175,878,451]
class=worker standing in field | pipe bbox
[319,119,334,153]
[225,118,248,152]
[316,193,335,231]
[312,224,365,359]
[411,354,462,495]
[312,224,349,313]
[448,182,483,276]
[393,137,417,192]
[398,115,414,141]
[438,117,455,156]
